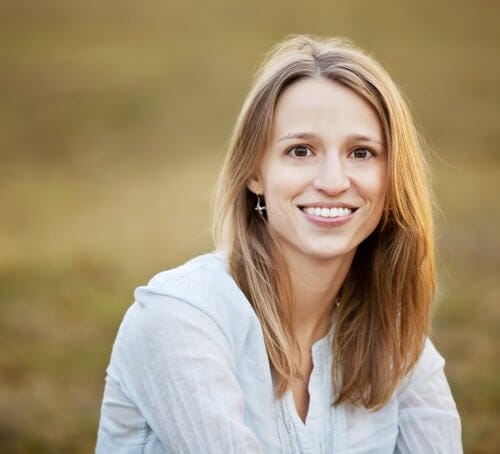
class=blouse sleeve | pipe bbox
[394,338,463,453]
[102,295,263,453]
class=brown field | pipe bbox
[1,0,499,452]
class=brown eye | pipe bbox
[288,145,313,158]
[351,148,373,159]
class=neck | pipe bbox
[279,248,356,349]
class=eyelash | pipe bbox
[286,144,376,159]
[349,147,375,160]
[286,144,313,158]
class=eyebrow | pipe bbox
[277,131,318,142]
[277,131,384,146]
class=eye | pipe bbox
[287,144,313,158]
[350,147,374,160]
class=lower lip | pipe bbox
[300,208,356,227]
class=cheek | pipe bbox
[364,168,387,206]
[262,167,305,199]
[372,182,387,207]
[262,172,305,224]
[361,171,387,234]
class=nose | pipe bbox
[312,153,351,195]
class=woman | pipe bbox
[96,36,462,453]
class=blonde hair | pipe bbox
[212,35,435,409]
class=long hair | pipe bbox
[212,35,435,409]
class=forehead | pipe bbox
[271,77,383,142]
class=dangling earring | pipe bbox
[255,194,266,219]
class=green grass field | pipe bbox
[1,1,499,452]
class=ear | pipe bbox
[247,173,264,195]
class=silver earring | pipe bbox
[255,194,266,218]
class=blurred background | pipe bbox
[0,0,498,452]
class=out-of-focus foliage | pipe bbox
[0,0,498,452]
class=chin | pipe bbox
[303,245,356,262]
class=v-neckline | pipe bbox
[288,329,332,427]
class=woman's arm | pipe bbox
[97,296,263,453]
[394,339,463,453]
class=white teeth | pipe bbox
[303,207,353,218]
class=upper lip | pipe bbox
[298,202,359,209]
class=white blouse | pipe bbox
[96,252,462,453]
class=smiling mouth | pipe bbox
[299,206,358,219]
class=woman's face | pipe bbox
[248,77,387,266]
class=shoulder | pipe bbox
[141,251,235,297]
[396,337,446,396]
[393,339,462,451]
[129,251,260,357]
[135,251,254,322]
